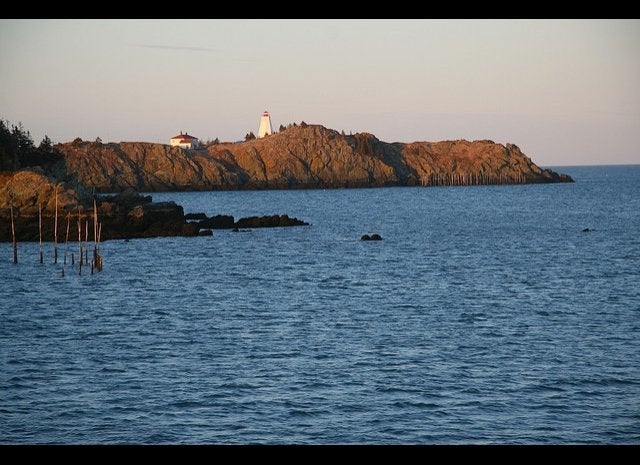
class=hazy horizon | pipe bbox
[1,19,639,166]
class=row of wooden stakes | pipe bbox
[9,187,104,276]
[420,172,529,187]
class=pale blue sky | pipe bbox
[1,19,638,165]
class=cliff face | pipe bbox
[56,125,572,192]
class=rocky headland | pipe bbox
[55,124,573,192]
[0,120,572,242]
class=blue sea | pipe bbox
[1,165,639,444]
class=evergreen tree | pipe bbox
[0,120,17,170]
[11,123,35,154]
[279,124,286,132]
[39,135,52,152]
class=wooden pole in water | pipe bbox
[54,185,58,264]
[84,219,89,265]
[64,211,70,265]
[77,207,82,275]
[38,202,43,264]
[10,203,17,264]
[93,198,98,264]
[97,222,102,271]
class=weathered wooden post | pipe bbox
[10,203,17,264]
[97,222,103,272]
[64,211,70,265]
[77,207,82,275]
[84,219,89,265]
[39,203,43,264]
[54,185,59,264]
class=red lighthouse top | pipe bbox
[262,111,269,116]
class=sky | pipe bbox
[1,19,639,166]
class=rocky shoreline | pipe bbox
[0,171,309,242]
[55,124,573,192]
[0,121,573,242]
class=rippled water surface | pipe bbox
[1,165,639,444]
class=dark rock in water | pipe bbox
[361,233,383,241]
[181,222,200,237]
[582,228,594,232]
[232,227,239,232]
[361,234,371,241]
[198,214,235,229]
[186,212,207,220]
[198,229,213,236]
[234,214,309,229]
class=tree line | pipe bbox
[0,119,61,172]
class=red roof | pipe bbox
[262,111,269,116]
[171,133,198,140]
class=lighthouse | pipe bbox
[258,111,273,138]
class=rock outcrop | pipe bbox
[189,213,309,230]
[0,171,311,242]
[55,125,573,192]
[0,172,199,242]
[234,214,309,229]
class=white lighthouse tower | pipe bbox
[258,110,273,138]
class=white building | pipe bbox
[258,111,272,138]
[170,131,200,149]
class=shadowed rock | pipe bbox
[234,214,309,229]
[197,215,235,229]
[186,212,207,220]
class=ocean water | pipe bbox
[1,165,639,444]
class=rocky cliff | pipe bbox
[55,125,572,192]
